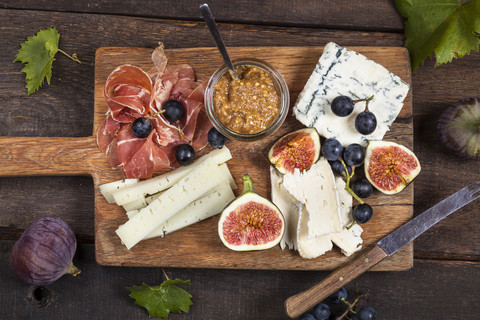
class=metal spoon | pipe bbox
[200,3,239,80]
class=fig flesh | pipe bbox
[218,174,285,251]
[438,97,480,159]
[268,128,320,174]
[364,140,421,195]
[10,216,80,285]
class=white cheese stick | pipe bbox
[142,181,234,239]
[112,146,232,205]
[218,163,237,190]
[99,179,139,203]
[122,197,147,212]
[115,157,228,249]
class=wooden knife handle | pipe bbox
[285,244,388,319]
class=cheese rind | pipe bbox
[293,42,410,146]
[115,157,228,249]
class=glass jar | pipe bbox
[204,58,290,141]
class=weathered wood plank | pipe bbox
[0,0,405,31]
[1,241,479,319]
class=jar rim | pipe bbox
[204,58,290,141]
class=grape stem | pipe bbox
[336,294,363,320]
[339,158,363,230]
[57,49,81,64]
[352,95,374,112]
[340,158,364,204]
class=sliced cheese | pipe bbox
[270,166,299,250]
[141,181,234,239]
[99,179,139,203]
[282,159,342,237]
[218,163,237,190]
[331,177,363,256]
[115,157,228,249]
[330,224,363,257]
[297,204,333,258]
[122,197,147,212]
[111,146,232,205]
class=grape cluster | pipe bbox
[330,95,377,135]
[299,287,376,320]
[321,138,374,225]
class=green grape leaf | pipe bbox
[127,279,193,319]
[395,0,480,71]
[14,27,60,95]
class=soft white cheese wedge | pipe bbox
[115,157,228,249]
[294,42,410,146]
[331,177,363,256]
[270,166,299,250]
[330,224,363,257]
[141,181,235,239]
[99,179,139,203]
[111,146,232,205]
[282,159,342,237]
[297,204,333,258]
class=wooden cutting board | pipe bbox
[0,46,413,270]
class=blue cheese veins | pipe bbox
[294,42,410,146]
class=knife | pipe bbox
[285,182,480,319]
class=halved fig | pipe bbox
[268,128,320,174]
[364,140,421,195]
[218,174,285,251]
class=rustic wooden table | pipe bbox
[1,1,479,319]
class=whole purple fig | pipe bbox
[10,216,80,285]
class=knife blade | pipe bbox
[285,182,480,319]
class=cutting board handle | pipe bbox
[0,136,105,176]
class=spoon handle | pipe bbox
[200,4,238,78]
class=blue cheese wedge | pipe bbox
[294,42,410,146]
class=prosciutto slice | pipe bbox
[96,45,213,179]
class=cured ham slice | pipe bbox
[96,45,213,179]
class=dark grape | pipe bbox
[299,314,317,320]
[353,203,373,224]
[330,287,347,304]
[329,160,352,177]
[162,100,184,122]
[356,306,376,320]
[208,127,226,149]
[351,178,373,198]
[312,303,331,320]
[175,144,195,166]
[331,96,354,117]
[321,138,343,161]
[355,111,377,135]
[131,117,152,138]
[343,144,365,167]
